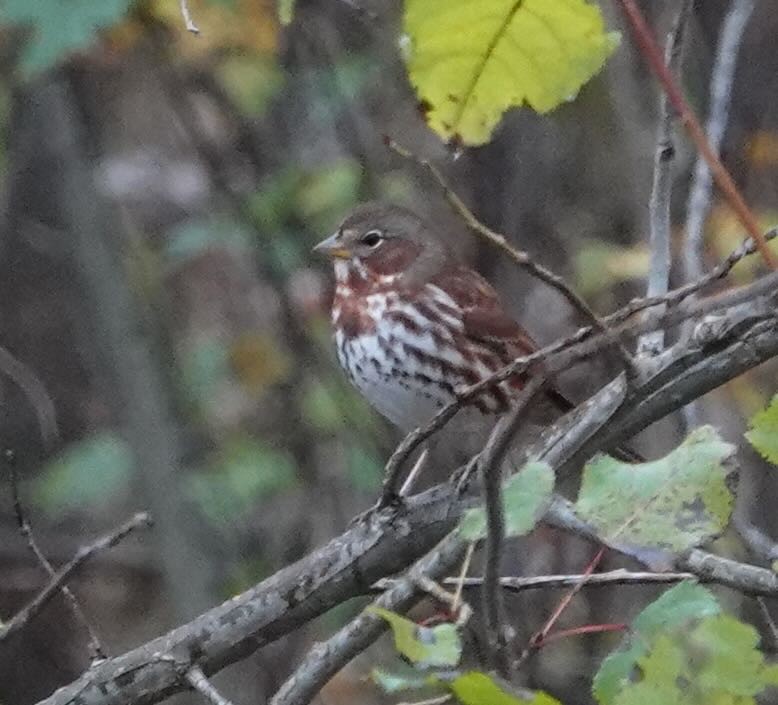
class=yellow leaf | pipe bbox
[403,0,619,145]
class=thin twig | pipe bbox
[682,0,757,425]
[413,575,472,626]
[684,0,757,282]
[734,515,778,562]
[0,512,152,643]
[757,598,778,652]
[615,0,777,269]
[443,569,699,592]
[386,138,635,370]
[179,0,200,34]
[531,622,627,649]
[400,448,429,497]
[6,453,105,658]
[0,345,59,452]
[186,666,236,705]
[640,1,693,354]
[269,531,467,705]
[480,377,546,676]
[380,229,777,502]
[520,547,605,663]
[451,541,475,616]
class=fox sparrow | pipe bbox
[313,202,581,468]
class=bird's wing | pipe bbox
[430,266,571,411]
[431,266,538,359]
[430,266,642,462]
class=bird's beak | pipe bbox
[313,232,352,260]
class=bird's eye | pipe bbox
[361,230,383,247]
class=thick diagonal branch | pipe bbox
[36,287,778,705]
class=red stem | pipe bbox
[534,622,628,649]
[616,0,777,270]
[529,547,606,648]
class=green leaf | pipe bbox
[346,444,383,492]
[2,0,133,73]
[179,337,231,406]
[612,636,689,705]
[690,615,778,696]
[187,437,298,527]
[574,427,737,562]
[403,0,619,145]
[278,0,296,25]
[295,159,362,232]
[594,582,720,705]
[369,607,462,668]
[370,668,432,693]
[594,584,778,705]
[745,394,778,464]
[165,217,253,264]
[445,671,561,705]
[33,432,133,515]
[459,461,554,541]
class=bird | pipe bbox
[313,202,632,474]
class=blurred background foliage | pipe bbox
[0,1,776,704]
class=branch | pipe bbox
[7,454,105,658]
[480,377,546,675]
[733,516,778,562]
[35,285,778,705]
[684,0,757,281]
[0,512,152,643]
[179,0,200,34]
[615,0,777,269]
[270,531,467,705]
[640,1,692,354]
[444,569,699,592]
[185,667,235,705]
[0,344,59,451]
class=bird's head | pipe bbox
[313,202,449,288]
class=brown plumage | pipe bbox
[314,202,638,465]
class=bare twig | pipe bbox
[684,0,757,282]
[640,1,693,354]
[520,547,605,664]
[412,575,472,626]
[269,531,468,705]
[615,0,777,269]
[757,598,778,652]
[480,376,546,676]
[0,345,59,451]
[400,448,429,497]
[682,0,757,425]
[451,541,475,616]
[186,667,235,705]
[734,515,778,562]
[0,512,152,643]
[179,0,200,34]
[386,138,635,369]
[611,228,778,329]
[6,453,105,658]
[443,569,699,592]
